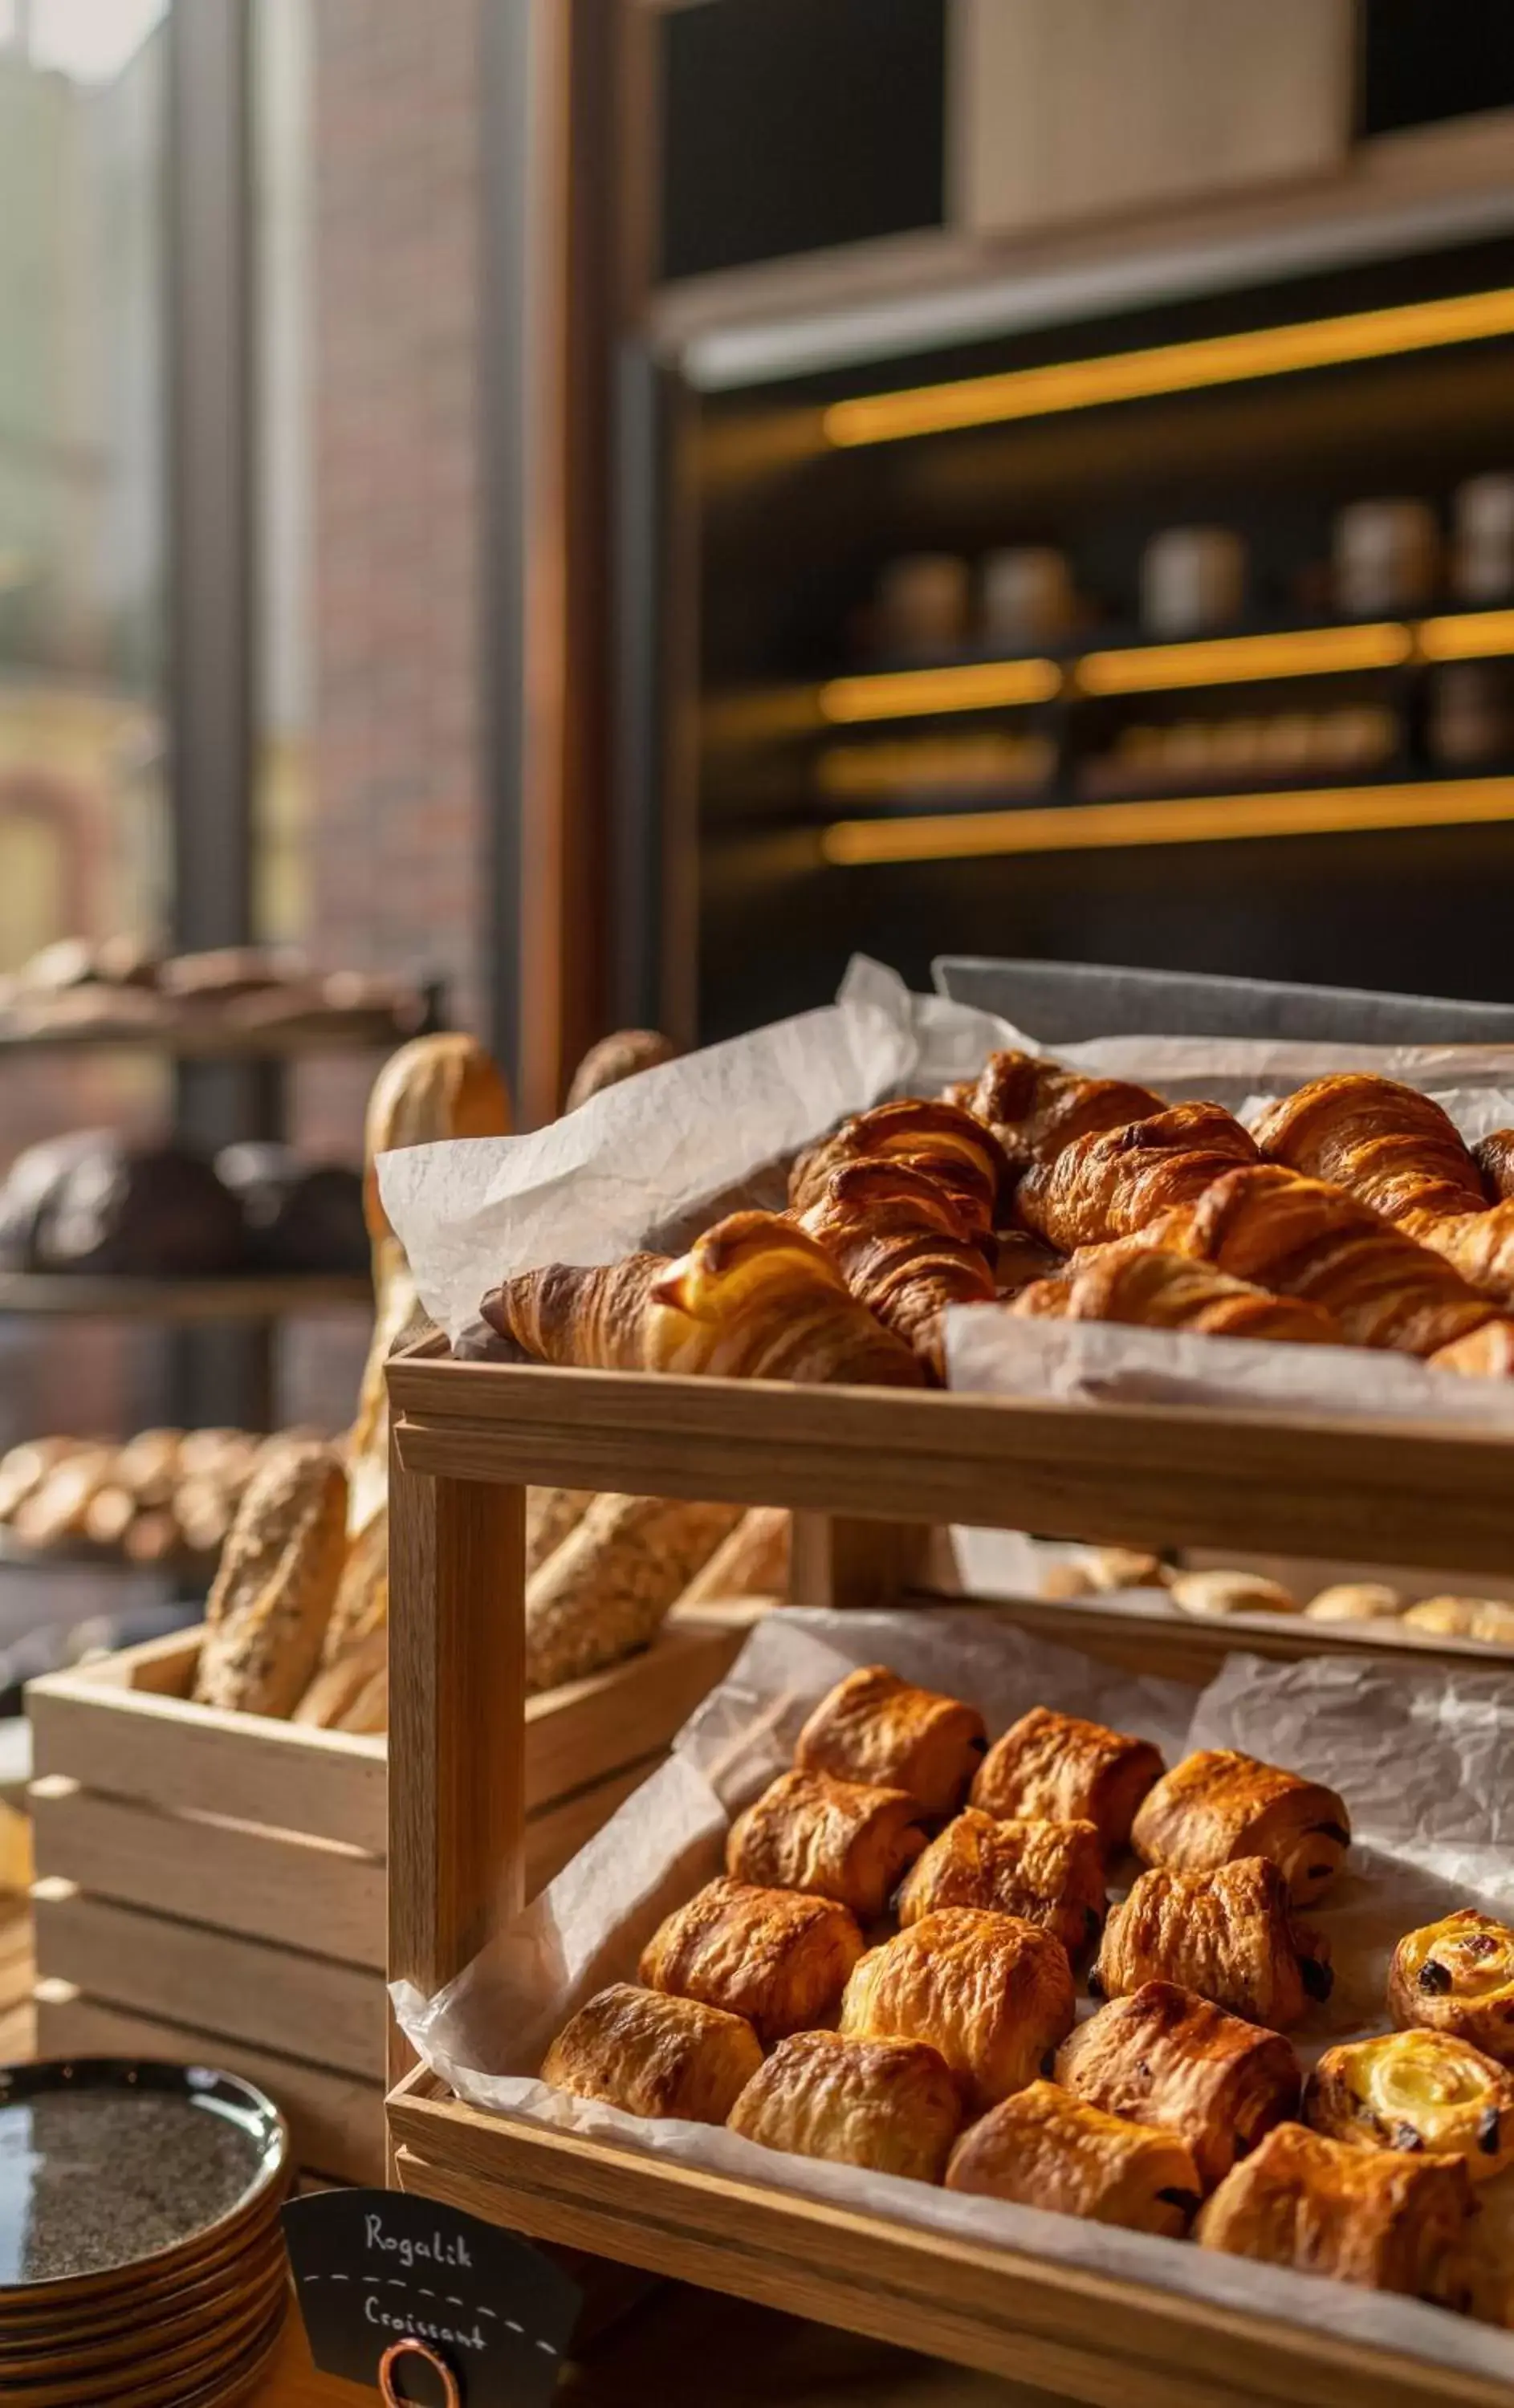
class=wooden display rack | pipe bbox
[384,1341,1514,2408]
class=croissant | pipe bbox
[796,1158,995,1377]
[944,2078,1203,2235]
[539,1983,762,2123]
[971,1706,1164,1856]
[955,1051,1164,1178]
[1475,1130,1514,1203]
[795,1666,987,1819]
[1195,2121,1474,2305]
[1094,1857,1332,2031]
[1388,1910,1514,2064]
[482,1211,924,1388]
[726,2029,965,2183]
[1131,1748,1351,1907]
[895,1811,1106,1963]
[1012,1102,1261,1254]
[725,1770,928,1922]
[1056,1981,1300,2191]
[1011,1247,1341,1345]
[840,1906,1076,2111]
[789,1099,1011,1243]
[1304,2029,1514,2180]
[1257,1074,1514,1303]
[1157,1164,1513,1362]
[639,1877,864,2045]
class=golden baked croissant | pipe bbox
[895,1810,1105,1964]
[1094,1857,1332,2031]
[482,1211,924,1387]
[971,1706,1164,1856]
[1195,2120,1474,2305]
[1155,1163,1514,1362]
[944,2078,1203,2235]
[795,1666,987,1818]
[539,1983,762,2123]
[796,1158,995,1377]
[789,1099,1012,1243]
[1476,1130,1514,1203]
[639,1877,864,2046]
[725,1769,927,1922]
[1056,1980,1300,2191]
[1131,1748,1351,1907]
[726,2029,964,2183]
[1011,1247,1341,1344]
[1256,1074,1514,1303]
[1304,2028,1514,2179]
[954,1051,1164,1178]
[840,1906,1076,2111]
[1389,1910,1514,2064]
[564,1027,678,1111]
[1013,1101,1261,1254]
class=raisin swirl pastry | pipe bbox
[540,1984,763,2124]
[1131,1748,1350,1907]
[795,1666,987,1819]
[726,2030,964,2184]
[726,1770,927,1922]
[1196,2121,1474,2306]
[971,1705,1164,1856]
[895,1811,1106,1965]
[639,1877,864,2046]
[1389,1910,1514,2065]
[1094,1858,1332,2032]
[840,1906,1075,2112]
[1304,2029,1514,2181]
[1056,1981,1300,2192]
[945,2079,1203,2236]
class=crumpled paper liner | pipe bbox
[393,1608,1514,2390]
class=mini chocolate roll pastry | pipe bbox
[639,1877,864,2047]
[1195,2121,1474,2305]
[794,1665,987,1819]
[540,1984,763,2124]
[1056,1981,1300,2192]
[1389,1910,1514,2065]
[1304,2028,1514,2180]
[839,1906,1075,2112]
[895,1811,1105,1964]
[726,1770,928,1922]
[971,1705,1164,1856]
[1131,1748,1350,1906]
[726,2029,964,2183]
[944,2079,1203,2237]
[1094,1858,1331,2032]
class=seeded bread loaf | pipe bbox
[195,1440,348,1716]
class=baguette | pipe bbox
[293,1625,388,1729]
[526,1495,744,1693]
[195,1440,348,1715]
[674,1506,790,1608]
[526,1487,596,1575]
[319,1506,389,1667]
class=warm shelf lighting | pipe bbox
[820,777,1514,867]
[1078,623,1414,694]
[1418,608,1514,661]
[818,658,1061,722]
[823,285,1514,448]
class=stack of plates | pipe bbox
[0,2060,291,2406]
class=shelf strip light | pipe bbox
[823,285,1514,449]
[819,657,1061,722]
[820,778,1514,867]
[1077,622,1413,694]
[1418,608,1514,661]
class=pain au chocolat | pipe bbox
[795,1666,987,1819]
[971,1705,1164,1855]
[639,1877,864,2046]
[840,1907,1075,2113]
[541,1984,763,2124]
[1056,1981,1300,2192]
[945,2079,1202,2237]
[726,1769,928,1922]
[895,1811,1105,1964]
[1094,1858,1332,2032]
[1131,1748,1350,1907]
[727,2029,964,2184]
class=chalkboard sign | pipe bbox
[283,2190,582,2406]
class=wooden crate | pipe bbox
[27,1598,761,2183]
[384,1348,1514,2408]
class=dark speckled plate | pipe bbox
[0,2060,289,2304]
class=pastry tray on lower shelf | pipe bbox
[382,1348,1514,2408]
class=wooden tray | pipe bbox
[383,1347,1514,2408]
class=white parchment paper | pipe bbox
[392,1609,1514,2387]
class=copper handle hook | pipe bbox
[379,2333,462,2407]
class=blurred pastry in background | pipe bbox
[980,547,1075,649]
[873,554,971,657]
[1332,497,1439,615]
[1305,1582,1405,1624]
[1140,527,1246,637]
[1452,473,1514,604]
